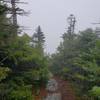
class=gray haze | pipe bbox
[18,0,100,54]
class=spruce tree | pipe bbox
[32,26,45,55]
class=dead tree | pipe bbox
[63,14,76,40]
[4,0,28,34]
[67,14,76,35]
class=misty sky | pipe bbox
[18,0,100,54]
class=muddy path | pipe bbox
[33,76,76,100]
[45,77,76,100]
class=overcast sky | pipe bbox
[18,0,100,54]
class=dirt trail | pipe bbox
[33,76,76,100]
[55,77,76,100]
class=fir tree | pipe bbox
[32,26,45,55]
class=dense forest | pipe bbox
[0,0,100,100]
[0,0,49,99]
[50,27,100,99]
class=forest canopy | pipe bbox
[0,0,100,100]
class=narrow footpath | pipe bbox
[45,77,76,100]
[54,77,76,100]
[33,76,76,100]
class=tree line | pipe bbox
[0,1,49,99]
[0,0,100,100]
[50,15,100,99]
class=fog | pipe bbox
[18,0,100,54]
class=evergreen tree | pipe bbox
[50,15,78,75]
[0,1,7,14]
[50,28,100,99]
[32,26,45,55]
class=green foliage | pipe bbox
[31,26,45,55]
[89,86,100,97]
[50,28,100,98]
[0,5,49,99]
[9,85,33,100]
[50,28,79,75]
[0,1,8,14]
[0,33,49,99]
[74,73,87,81]
[78,29,98,52]
[0,1,49,99]
[0,67,11,82]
